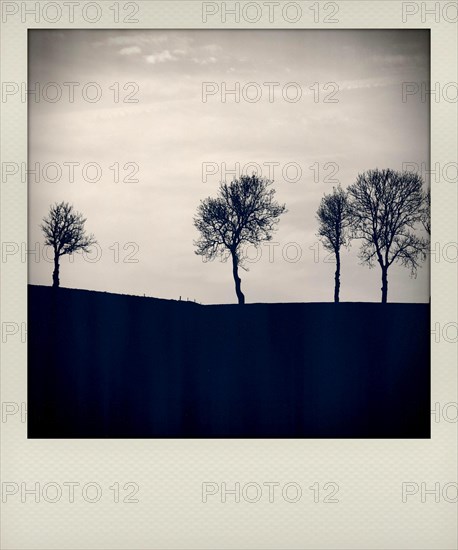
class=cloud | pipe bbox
[95,34,169,47]
[119,46,141,55]
[145,50,177,64]
[192,56,217,65]
[338,76,399,91]
[371,53,427,68]
[94,33,228,67]
[201,44,222,54]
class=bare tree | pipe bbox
[316,185,351,302]
[194,175,286,305]
[41,202,97,288]
[348,169,429,303]
[421,188,431,235]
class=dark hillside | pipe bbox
[28,285,430,438]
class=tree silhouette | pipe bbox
[316,185,351,302]
[41,202,97,288]
[348,169,429,303]
[194,175,286,305]
[421,188,431,235]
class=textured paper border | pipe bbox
[1,1,457,549]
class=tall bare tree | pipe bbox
[421,188,431,235]
[348,169,428,303]
[316,185,351,302]
[41,202,97,288]
[194,175,286,305]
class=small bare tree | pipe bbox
[194,175,286,305]
[316,185,351,302]
[348,169,429,303]
[41,202,97,288]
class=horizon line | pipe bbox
[28,284,430,306]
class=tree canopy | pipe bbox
[41,202,96,287]
[194,175,286,304]
[316,185,351,302]
[347,168,428,302]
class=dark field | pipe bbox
[28,285,430,438]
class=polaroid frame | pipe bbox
[1,1,457,548]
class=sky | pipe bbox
[28,29,430,304]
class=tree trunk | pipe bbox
[334,250,341,303]
[231,252,245,305]
[52,254,60,288]
[381,265,388,303]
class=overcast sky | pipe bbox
[28,29,430,304]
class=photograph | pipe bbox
[27,28,431,438]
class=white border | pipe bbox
[1,1,457,549]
